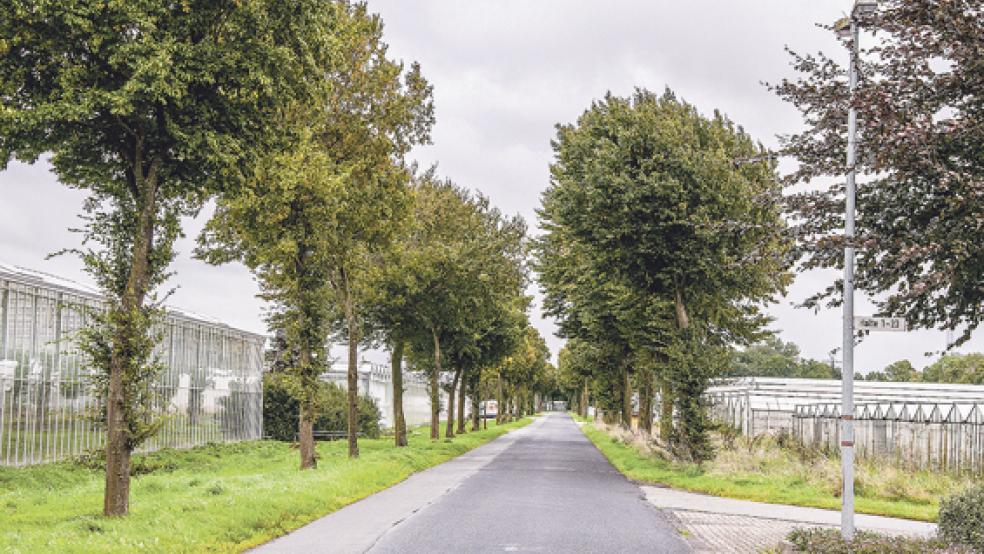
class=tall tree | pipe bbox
[540,88,791,460]
[201,2,432,462]
[445,299,529,435]
[199,123,342,470]
[0,1,334,515]
[384,173,527,440]
[883,360,918,383]
[372,175,476,440]
[923,354,984,385]
[535,210,645,428]
[774,1,984,345]
[315,3,432,459]
[728,337,839,379]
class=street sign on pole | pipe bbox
[853,316,907,332]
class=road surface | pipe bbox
[257,412,690,553]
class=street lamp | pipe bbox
[836,0,876,541]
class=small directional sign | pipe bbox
[854,316,907,332]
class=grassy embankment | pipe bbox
[0,418,531,553]
[575,414,975,522]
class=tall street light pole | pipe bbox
[835,0,875,540]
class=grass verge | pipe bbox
[578,419,974,522]
[0,418,531,553]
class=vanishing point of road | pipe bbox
[256,412,690,553]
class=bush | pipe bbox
[262,373,381,441]
[938,484,984,551]
[786,528,970,554]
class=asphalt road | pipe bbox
[368,412,690,553]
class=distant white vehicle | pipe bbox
[479,400,498,419]
[0,360,14,392]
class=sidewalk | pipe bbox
[642,486,936,553]
[252,418,544,553]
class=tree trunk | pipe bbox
[580,380,589,418]
[675,288,690,330]
[660,378,673,441]
[104,351,131,516]
[670,287,689,444]
[456,372,466,434]
[622,366,632,428]
[446,368,461,438]
[345,296,359,459]
[299,400,316,469]
[392,340,407,447]
[640,369,654,435]
[470,380,480,432]
[296,338,318,469]
[430,328,441,440]
[496,373,503,425]
[104,158,159,517]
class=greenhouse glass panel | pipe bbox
[0,263,266,466]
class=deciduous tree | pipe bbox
[0,0,335,514]
[200,2,432,462]
[775,1,984,345]
[540,88,791,460]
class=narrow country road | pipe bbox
[257,413,690,553]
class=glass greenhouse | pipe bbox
[0,263,266,466]
[707,377,984,473]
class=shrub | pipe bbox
[786,528,970,553]
[938,484,984,551]
[262,373,381,441]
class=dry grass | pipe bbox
[581,420,978,521]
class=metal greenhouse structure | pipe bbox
[0,263,266,466]
[708,378,984,473]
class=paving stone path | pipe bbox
[645,485,936,553]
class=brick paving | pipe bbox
[643,487,936,553]
[666,509,819,553]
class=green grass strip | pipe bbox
[0,418,531,553]
[578,420,945,522]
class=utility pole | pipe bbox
[834,0,876,540]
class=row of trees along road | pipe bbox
[361,169,537,444]
[0,1,546,516]
[536,89,792,461]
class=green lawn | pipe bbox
[578,418,976,522]
[0,418,532,553]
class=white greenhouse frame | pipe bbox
[707,378,984,473]
[0,263,266,466]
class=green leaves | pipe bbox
[537,88,792,460]
[193,2,435,455]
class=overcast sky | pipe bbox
[0,1,972,371]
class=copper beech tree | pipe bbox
[775,0,984,345]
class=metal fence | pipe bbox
[793,402,984,473]
[708,378,984,473]
[0,263,266,466]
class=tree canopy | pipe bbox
[537,88,791,460]
[197,2,433,464]
[775,0,984,346]
[728,337,839,380]
[0,0,344,515]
